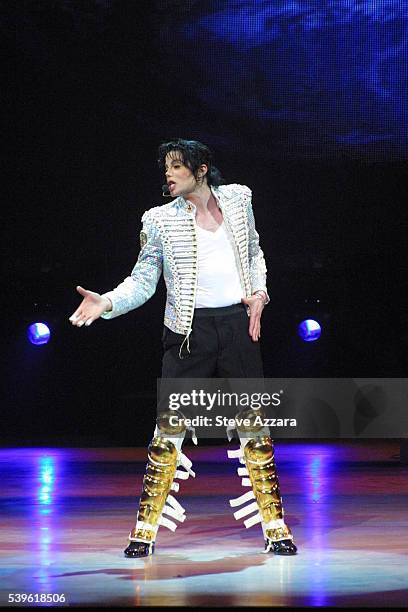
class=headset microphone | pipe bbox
[162,184,171,197]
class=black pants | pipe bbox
[161,304,264,378]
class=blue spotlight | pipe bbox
[298,319,321,342]
[27,322,51,346]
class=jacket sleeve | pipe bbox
[243,186,270,304]
[100,210,163,319]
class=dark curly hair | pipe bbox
[158,138,225,187]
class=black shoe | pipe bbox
[265,538,297,555]
[124,540,155,558]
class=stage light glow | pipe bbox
[27,322,51,345]
[38,457,55,513]
[298,319,322,342]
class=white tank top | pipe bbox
[195,222,243,308]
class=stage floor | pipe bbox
[0,441,407,607]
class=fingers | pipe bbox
[69,313,84,326]
[249,318,261,341]
[246,297,263,342]
[248,312,260,340]
[69,308,82,321]
[69,317,93,327]
[69,311,93,327]
[252,321,261,341]
[76,319,92,327]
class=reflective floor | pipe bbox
[0,441,407,607]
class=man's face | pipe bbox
[164,151,200,197]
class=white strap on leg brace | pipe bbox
[166,494,186,515]
[158,515,179,531]
[233,501,259,521]
[177,451,196,478]
[244,513,262,528]
[156,452,195,532]
[161,505,186,523]
[229,490,255,508]
[232,501,262,529]
[227,446,262,529]
[227,448,243,459]
[227,447,246,464]
[174,451,196,480]
[157,496,186,533]
[174,469,190,480]
[157,491,187,532]
[237,467,249,476]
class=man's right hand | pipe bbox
[69,286,112,327]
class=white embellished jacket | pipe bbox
[101,184,269,336]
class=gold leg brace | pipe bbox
[244,436,293,543]
[228,409,294,545]
[129,436,179,544]
[128,410,195,548]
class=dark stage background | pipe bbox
[5,0,408,446]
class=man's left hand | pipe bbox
[241,294,265,342]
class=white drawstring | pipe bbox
[178,330,191,359]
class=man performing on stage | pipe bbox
[69,138,297,558]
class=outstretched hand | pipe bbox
[241,295,265,342]
[69,286,111,327]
